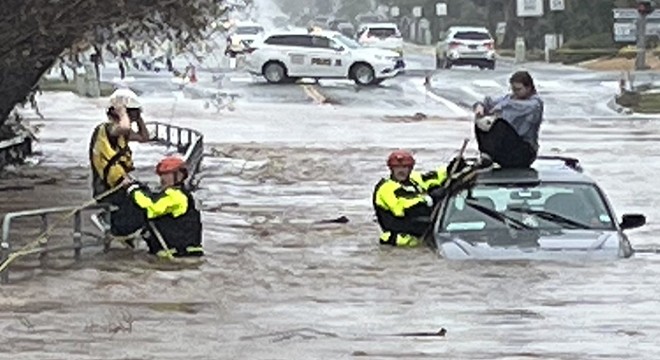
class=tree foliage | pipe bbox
[288,0,637,48]
[0,0,244,128]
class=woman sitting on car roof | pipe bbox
[472,71,544,169]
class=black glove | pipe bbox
[447,156,467,174]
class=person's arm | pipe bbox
[415,168,449,192]
[375,181,431,217]
[128,116,150,142]
[491,96,543,115]
[474,95,508,116]
[127,186,188,219]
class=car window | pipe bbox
[440,182,616,232]
[367,27,398,38]
[453,31,491,40]
[265,35,312,47]
[310,35,330,48]
[333,34,361,49]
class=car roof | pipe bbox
[448,26,490,32]
[473,156,597,185]
[262,29,341,38]
[360,22,399,28]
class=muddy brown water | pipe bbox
[1,112,660,359]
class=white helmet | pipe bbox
[109,88,141,109]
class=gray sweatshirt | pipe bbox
[476,94,544,151]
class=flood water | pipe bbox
[1,80,660,360]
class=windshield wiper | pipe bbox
[507,208,592,230]
[464,200,533,230]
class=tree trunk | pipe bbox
[0,39,72,127]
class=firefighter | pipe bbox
[123,155,203,258]
[89,88,150,239]
[373,150,478,247]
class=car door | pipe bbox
[276,35,313,76]
[304,35,340,77]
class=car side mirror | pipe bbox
[333,45,345,52]
[619,214,646,230]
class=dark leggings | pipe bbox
[102,190,147,236]
[475,119,537,168]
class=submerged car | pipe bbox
[427,156,646,260]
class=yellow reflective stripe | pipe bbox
[132,188,188,219]
[157,248,177,258]
[375,180,425,217]
[411,168,448,191]
[379,231,420,247]
[185,246,204,253]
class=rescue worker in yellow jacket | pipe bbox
[123,156,203,258]
[372,149,472,247]
[89,88,150,238]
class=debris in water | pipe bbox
[393,328,447,337]
[315,215,349,224]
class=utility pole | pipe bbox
[635,0,655,70]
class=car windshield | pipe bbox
[440,182,616,232]
[236,26,263,35]
[454,31,491,40]
[333,34,361,49]
[368,27,398,38]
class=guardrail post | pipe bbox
[39,214,48,264]
[177,128,182,149]
[73,211,82,260]
[103,209,112,252]
[0,241,9,284]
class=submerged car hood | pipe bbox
[435,230,630,261]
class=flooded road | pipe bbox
[2,55,660,360]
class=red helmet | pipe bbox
[156,155,187,176]
[387,150,415,168]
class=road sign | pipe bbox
[549,0,565,11]
[614,8,660,19]
[496,22,507,35]
[613,7,660,42]
[516,0,543,17]
[436,3,447,16]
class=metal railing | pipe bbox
[0,131,33,171]
[146,121,204,189]
[0,204,114,283]
[0,122,204,284]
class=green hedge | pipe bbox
[547,48,619,64]
[616,91,660,114]
[562,33,616,50]
[38,78,115,97]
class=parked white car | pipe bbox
[436,26,496,70]
[225,21,265,57]
[356,23,404,55]
[244,30,405,86]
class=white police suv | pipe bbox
[244,29,405,86]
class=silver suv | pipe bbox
[436,26,496,70]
